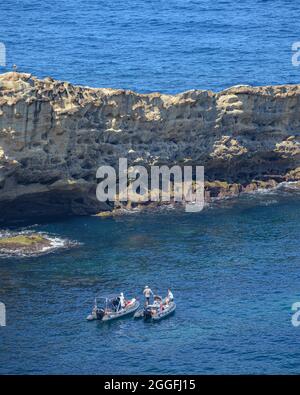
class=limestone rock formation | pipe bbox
[0,72,299,222]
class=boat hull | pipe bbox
[101,300,140,321]
[152,302,176,321]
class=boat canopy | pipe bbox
[94,294,121,309]
[95,294,120,301]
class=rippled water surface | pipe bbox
[1,0,300,92]
[0,191,300,374]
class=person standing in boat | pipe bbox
[143,285,153,306]
[166,288,174,304]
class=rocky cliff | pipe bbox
[0,72,299,222]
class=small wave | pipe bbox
[114,207,142,216]
[242,187,278,197]
[234,181,300,203]
[156,203,177,211]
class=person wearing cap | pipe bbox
[143,286,153,306]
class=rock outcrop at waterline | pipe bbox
[0,72,299,222]
[0,234,51,254]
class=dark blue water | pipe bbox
[0,0,300,92]
[1,0,300,374]
[0,191,300,374]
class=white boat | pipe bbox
[134,295,176,321]
[87,294,140,322]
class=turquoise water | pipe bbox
[0,190,300,374]
[1,0,300,374]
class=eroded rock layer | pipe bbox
[0,72,299,222]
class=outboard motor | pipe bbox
[96,308,105,320]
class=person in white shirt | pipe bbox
[166,288,174,304]
[143,285,153,306]
[119,292,126,309]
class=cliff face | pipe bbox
[0,72,299,222]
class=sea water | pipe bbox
[0,0,300,93]
[0,0,300,374]
[0,190,300,374]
